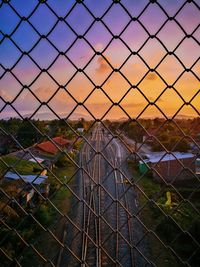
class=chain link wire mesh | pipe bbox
[0,0,200,266]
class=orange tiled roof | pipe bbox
[36,137,69,154]
[52,137,69,146]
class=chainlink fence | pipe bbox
[0,0,200,266]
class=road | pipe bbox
[60,125,152,267]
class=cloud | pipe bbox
[94,43,104,51]
[146,73,157,80]
[96,56,111,74]
[149,97,163,103]
[0,89,12,101]
[122,102,145,109]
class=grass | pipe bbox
[18,160,77,266]
[128,160,200,266]
[0,155,42,175]
[0,152,77,266]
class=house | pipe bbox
[4,171,48,185]
[139,152,196,182]
[4,171,49,203]
[35,136,70,155]
[28,157,45,164]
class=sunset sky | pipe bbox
[0,0,199,120]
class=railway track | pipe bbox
[65,125,137,266]
[106,136,135,266]
[81,127,105,266]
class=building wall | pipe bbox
[151,157,196,182]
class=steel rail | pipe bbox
[81,127,99,266]
[108,136,135,266]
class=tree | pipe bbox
[17,120,40,147]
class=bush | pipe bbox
[55,153,70,168]
[34,205,53,226]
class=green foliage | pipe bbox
[17,120,40,147]
[130,161,200,266]
[120,120,144,143]
[0,155,42,174]
[152,136,190,152]
[34,204,53,226]
[55,152,71,167]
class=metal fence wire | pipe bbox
[0,0,200,266]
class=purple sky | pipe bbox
[0,0,199,120]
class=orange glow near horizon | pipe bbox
[0,1,199,120]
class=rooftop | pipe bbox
[4,171,48,185]
[141,152,195,164]
[36,136,69,155]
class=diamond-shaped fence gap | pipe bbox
[138,71,166,102]
[29,3,57,36]
[48,21,77,52]
[84,0,111,17]
[121,54,149,86]
[84,89,112,120]
[122,0,149,17]
[0,102,24,120]
[137,101,167,120]
[85,20,113,53]
[0,38,21,69]
[85,54,113,85]
[0,3,20,35]
[67,38,94,69]
[102,71,130,103]
[67,104,94,121]
[139,38,167,69]
[10,0,37,17]
[103,104,129,121]
[12,55,39,86]
[66,3,94,36]
[139,3,167,35]
[66,72,94,103]
[47,0,74,17]
[157,0,186,17]
[48,55,76,86]
[175,104,199,120]
[176,2,200,34]
[30,39,58,69]
[48,88,77,118]
[29,72,58,102]
[157,20,185,51]
[104,38,131,69]
[12,21,39,52]
[120,89,149,119]
[102,3,131,36]
[121,21,149,52]
[30,104,60,121]
[175,38,200,68]
[174,71,199,102]
[0,72,22,102]
[156,54,184,85]
[156,88,184,118]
